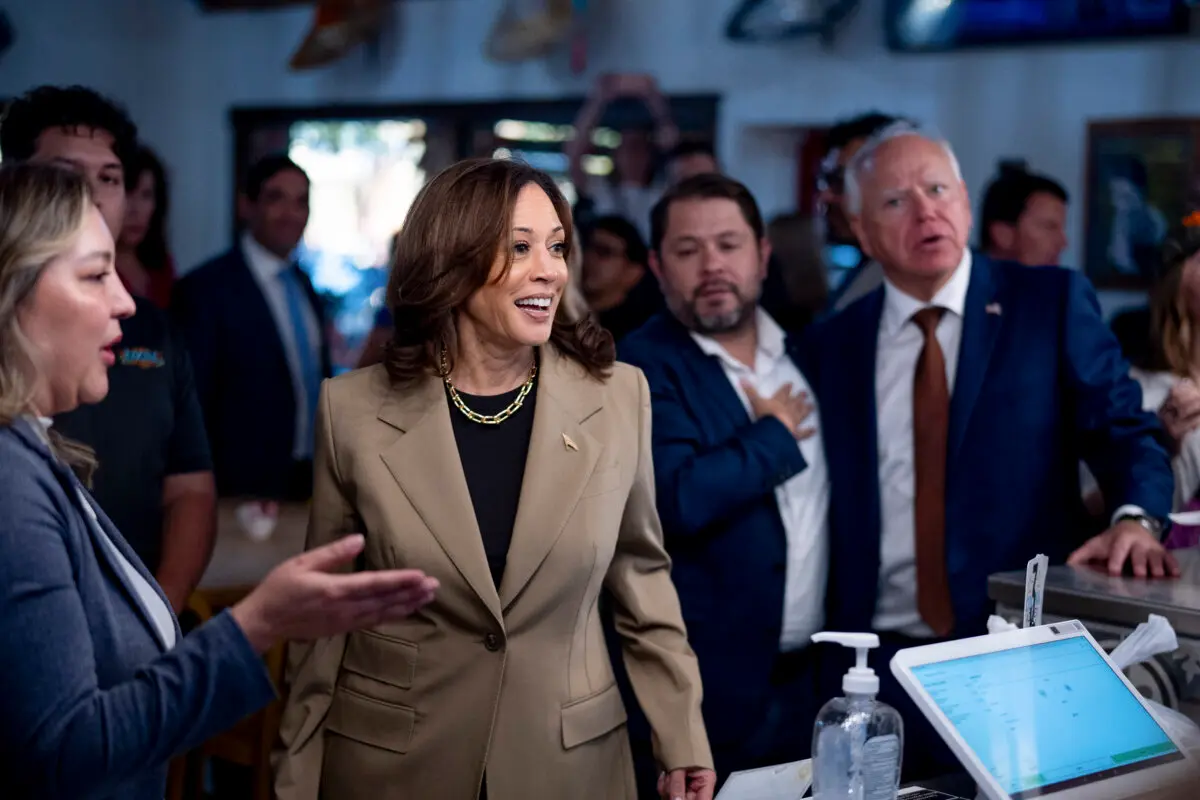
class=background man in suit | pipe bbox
[806,121,1177,778]
[821,111,909,312]
[173,154,331,501]
[978,162,1069,267]
[1,84,216,612]
[620,174,826,782]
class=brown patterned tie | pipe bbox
[912,306,955,637]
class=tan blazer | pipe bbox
[273,347,712,800]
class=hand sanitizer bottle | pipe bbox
[810,632,903,800]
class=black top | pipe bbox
[54,296,213,574]
[447,377,537,588]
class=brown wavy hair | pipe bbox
[1148,224,1200,375]
[383,158,614,385]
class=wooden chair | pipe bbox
[166,588,288,800]
[165,592,215,800]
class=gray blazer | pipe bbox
[0,418,276,799]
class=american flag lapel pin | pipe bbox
[985,302,1002,316]
[562,433,578,451]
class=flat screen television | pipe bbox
[885,0,1194,52]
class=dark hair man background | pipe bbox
[979,162,1069,267]
[172,153,332,502]
[0,84,216,612]
[665,140,719,186]
[820,111,911,312]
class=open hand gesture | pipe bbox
[231,534,439,653]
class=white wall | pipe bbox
[1,0,1196,306]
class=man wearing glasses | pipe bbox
[819,112,909,312]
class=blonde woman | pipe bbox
[0,162,438,799]
[1132,219,1200,547]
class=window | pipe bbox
[286,118,427,371]
[232,96,718,369]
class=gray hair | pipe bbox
[842,121,963,216]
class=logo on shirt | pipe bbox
[118,348,166,369]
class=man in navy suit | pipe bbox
[620,174,826,783]
[805,121,1178,778]
[172,154,331,501]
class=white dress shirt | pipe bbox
[240,232,322,459]
[692,308,829,651]
[873,250,972,637]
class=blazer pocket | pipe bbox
[561,682,627,749]
[581,466,621,498]
[342,629,418,689]
[326,686,416,754]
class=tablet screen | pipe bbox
[910,635,1183,798]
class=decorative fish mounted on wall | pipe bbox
[289,0,387,70]
[485,0,574,64]
[725,0,859,44]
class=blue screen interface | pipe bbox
[911,637,1181,797]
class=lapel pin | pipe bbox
[562,433,578,451]
[985,302,1002,316]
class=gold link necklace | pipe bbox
[442,349,537,425]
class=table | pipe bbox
[196,500,310,604]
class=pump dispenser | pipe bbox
[812,632,881,695]
[810,632,903,800]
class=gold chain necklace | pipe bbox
[442,350,537,425]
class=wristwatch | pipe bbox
[1114,512,1166,541]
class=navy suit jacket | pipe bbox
[172,245,332,498]
[805,255,1173,638]
[0,418,275,799]
[619,314,810,746]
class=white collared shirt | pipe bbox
[692,308,829,651]
[873,250,972,637]
[240,232,322,459]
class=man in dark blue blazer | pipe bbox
[620,174,827,784]
[172,154,331,501]
[805,122,1178,778]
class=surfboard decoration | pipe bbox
[289,0,387,70]
[484,0,574,64]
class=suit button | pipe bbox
[484,632,501,652]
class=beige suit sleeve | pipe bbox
[272,381,356,799]
[604,369,713,771]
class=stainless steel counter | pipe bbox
[989,548,1200,719]
[988,548,1200,638]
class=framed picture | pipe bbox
[1084,118,1200,289]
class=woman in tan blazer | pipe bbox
[274,158,714,800]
